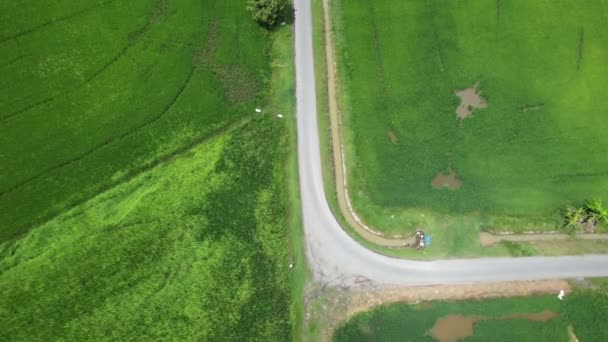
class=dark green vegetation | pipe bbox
[334,291,608,342]
[1,0,304,340]
[333,0,608,234]
[248,0,290,27]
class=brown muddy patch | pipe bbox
[429,315,478,342]
[455,81,487,120]
[432,170,462,190]
[501,311,558,322]
[388,130,398,144]
[429,311,558,342]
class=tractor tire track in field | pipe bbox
[425,0,445,72]
[495,0,501,39]
[0,0,119,44]
[0,0,167,123]
[1,0,169,123]
[366,3,386,87]
[0,55,24,69]
[4,115,253,242]
[0,41,136,123]
[576,29,584,70]
[0,98,54,122]
[0,67,195,197]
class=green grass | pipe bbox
[333,295,576,342]
[0,0,271,242]
[564,289,608,342]
[268,24,312,340]
[332,0,608,236]
[0,117,296,341]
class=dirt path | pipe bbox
[480,232,608,246]
[321,0,413,248]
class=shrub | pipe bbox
[247,0,288,27]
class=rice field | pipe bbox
[0,0,270,241]
[0,0,301,340]
[333,292,608,342]
[333,0,608,234]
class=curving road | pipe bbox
[293,0,608,287]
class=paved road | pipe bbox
[293,0,608,287]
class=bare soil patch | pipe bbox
[432,169,462,190]
[388,130,398,144]
[455,81,487,120]
[429,315,478,342]
[429,311,558,342]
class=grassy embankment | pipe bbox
[0,0,307,340]
[334,289,608,341]
[326,0,608,256]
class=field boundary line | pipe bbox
[1,1,167,124]
[5,115,255,241]
[321,0,412,248]
[0,0,119,44]
[0,67,195,197]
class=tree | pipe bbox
[247,0,287,27]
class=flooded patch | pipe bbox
[388,130,398,144]
[429,311,558,342]
[429,315,478,342]
[432,170,462,190]
[455,81,488,120]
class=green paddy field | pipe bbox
[333,0,608,234]
[0,0,269,240]
[0,0,304,340]
[333,290,608,342]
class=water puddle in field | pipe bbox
[455,81,488,120]
[429,315,479,342]
[428,311,558,342]
[432,169,462,190]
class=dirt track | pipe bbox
[480,232,608,246]
[321,0,413,247]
